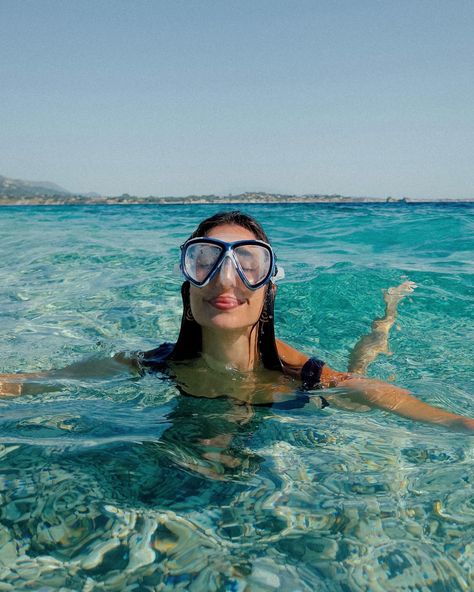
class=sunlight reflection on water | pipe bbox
[0,204,473,590]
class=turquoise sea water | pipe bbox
[0,203,473,591]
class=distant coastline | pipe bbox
[1,174,472,205]
[1,192,473,206]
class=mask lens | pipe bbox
[234,244,272,286]
[184,242,222,284]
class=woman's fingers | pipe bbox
[0,380,23,396]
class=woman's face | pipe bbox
[189,223,267,332]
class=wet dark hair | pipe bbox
[189,210,271,243]
[169,211,283,371]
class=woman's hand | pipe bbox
[0,374,25,397]
[446,417,474,433]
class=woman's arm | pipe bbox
[0,353,139,397]
[275,340,474,431]
[277,281,473,430]
[320,365,474,432]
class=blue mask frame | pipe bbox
[180,236,278,290]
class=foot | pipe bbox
[383,280,417,317]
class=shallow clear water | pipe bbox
[0,203,473,591]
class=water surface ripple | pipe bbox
[0,203,473,590]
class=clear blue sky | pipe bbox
[1,0,473,198]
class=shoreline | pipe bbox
[1,195,473,206]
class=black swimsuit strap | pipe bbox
[301,357,325,390]
[298,357,329,409]
[137,342,175,372]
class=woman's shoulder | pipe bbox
[275,339,310,368]
[275,339,351,388]
[276,339,326,389]
[133,342,175,372]
[140,342,175,359]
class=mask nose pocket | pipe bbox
[218,253,239,286]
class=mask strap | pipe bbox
[272,265,285,283]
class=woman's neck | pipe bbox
[201,327,259,372]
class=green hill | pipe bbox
[0,174,71,197]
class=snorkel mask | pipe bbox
[180,237,284,290]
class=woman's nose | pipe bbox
[216,256,239,288]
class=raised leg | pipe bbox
[348,280,416,375]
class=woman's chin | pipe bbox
[197,311,256,332]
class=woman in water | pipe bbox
[1,211,473,433]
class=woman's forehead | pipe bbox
[205,223,257,242]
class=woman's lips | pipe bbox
[208,295,244,310]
